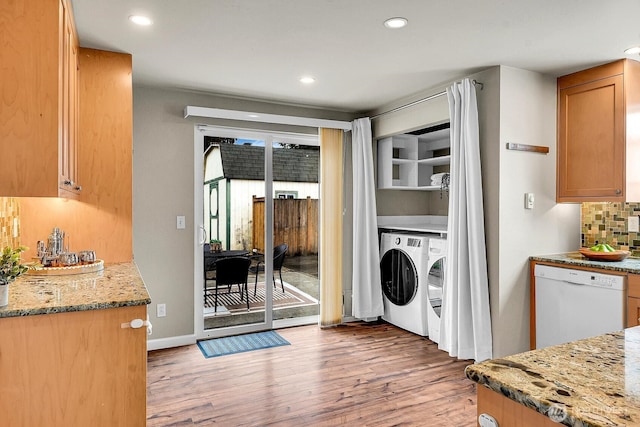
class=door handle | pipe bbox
[198,226,207,245]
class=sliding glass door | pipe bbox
[196,126,319,339]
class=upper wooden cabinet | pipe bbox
[0,0,81,197]
[557,59,640,202]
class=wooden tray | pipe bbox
[27,260,104,276]
[578,248,630,262]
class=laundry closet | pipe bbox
[374,116,451,343]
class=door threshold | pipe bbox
[274,315,318,329]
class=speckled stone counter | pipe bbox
[466,327,640,426]
[531,252,640,274]
[0,262,151,318]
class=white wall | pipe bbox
[133,85,355,342]
[487,66,580,357]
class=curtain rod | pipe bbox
[371,79,483,120]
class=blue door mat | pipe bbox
[197,330,290,358]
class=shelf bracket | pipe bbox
[506,143,549,154]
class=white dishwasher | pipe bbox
[534,264,625,349]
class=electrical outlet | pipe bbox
[157,303,166,317]
[176,216,186,229]
[629,216,640,233]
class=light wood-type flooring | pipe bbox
[147,322,478,426]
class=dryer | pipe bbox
[379,232,435,336]
[425,237,447,343]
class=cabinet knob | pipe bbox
[616,189,622,195]
[74,185,82,191]
[63,180,74,186]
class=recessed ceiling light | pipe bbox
[384,17,408,29]
[300,76,316,84]
[624,46,640,55]
[129,15,153,26]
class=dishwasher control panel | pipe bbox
[588,274,620,288]
[536,265,625,291]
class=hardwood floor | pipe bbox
[147,322,478,426]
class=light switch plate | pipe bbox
[629,216,639,233]
[176,215,186,229]
[524,192,535,209]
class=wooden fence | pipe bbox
[252,196,318,256]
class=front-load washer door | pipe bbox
[427,257,445,316]
[380,249,417,306]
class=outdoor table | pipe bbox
[204,249,250,267]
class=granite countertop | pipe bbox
[0,262,151,318]
[466,327,640,426]
[530,252,640,274]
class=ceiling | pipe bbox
[71,0,640,113]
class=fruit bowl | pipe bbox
[578,248,630,262]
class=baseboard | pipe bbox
[147,334,196,351]
[146,318,364,351]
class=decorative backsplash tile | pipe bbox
[581,202,640,257]
[0,197,21,249]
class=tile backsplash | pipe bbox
[581,202,640,257]
[0,197,21,249]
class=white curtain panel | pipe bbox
[351,118,384,319]
[439,79,493,362]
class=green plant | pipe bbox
[0,246,30,284]
[210,239,221,244]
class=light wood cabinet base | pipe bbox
[628,274,640,327]
[0,306,147,426]
[477,386,557,427]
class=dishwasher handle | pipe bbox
[561,278,586,286]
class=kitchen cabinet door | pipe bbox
[628,297,640,328]
[628,274,640,327]
[556,59,640,202]
[0,0,80,197]
[0,305,147,426]
[59,2,81,195]
[477,386,559,426]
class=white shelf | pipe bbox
[391,158,415,164]
[417,155,451,166]
[377,132,450,190]
[382,185,445,191]
[377,215,448,235]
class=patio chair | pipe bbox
[251,243,288,296]
[205,256,251,312]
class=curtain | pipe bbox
[351,118,384,319]
[439,79,493,362]
[319,128,344,327]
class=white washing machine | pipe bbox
[379,232,435,336]
[425,238,447,343]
